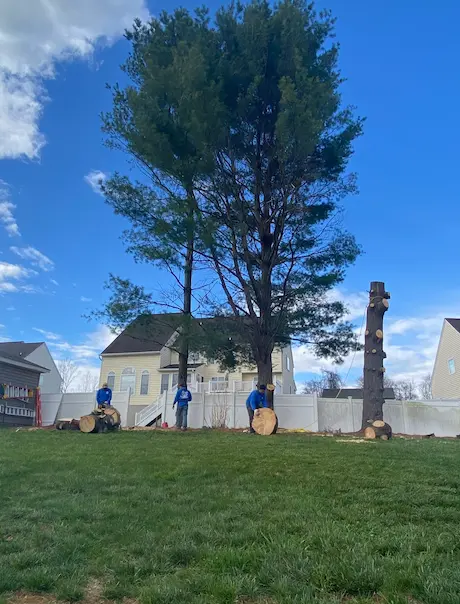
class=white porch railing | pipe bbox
[233,380,256,392]
[209,381,229,393]
[135,392,165,427]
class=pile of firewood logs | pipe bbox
[55,405,121,433]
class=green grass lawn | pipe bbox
[1,431,460,604]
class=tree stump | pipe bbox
[252,408,278,435]
[364,420,392,440]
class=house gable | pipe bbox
[432,319,460,399]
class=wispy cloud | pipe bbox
[10,246,54,271]
[80,296,92,302]
[0,184,21,237]
[49,325,116,362]
[50,279,59,286]
[6,306,15,311]
[0,261,31,281]
[84,170,107,195]
[33,327,61,341]
[0,0,149,160]
[293,289,455,387]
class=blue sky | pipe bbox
[1,0,459,391]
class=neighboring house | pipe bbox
[99,314,297,408]
[321,388,396,400]
[432,318,460,399]
[0,341,62,394]
[0,349,49,427]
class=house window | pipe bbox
[140,371,149,395]
[286,356,291,371]
[120,367,135,393]
[107,372,115,390]
[161,374,169,393]
[448,359,456,375]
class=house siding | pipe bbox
[432,320,460,398]
[0,361,40,389]
[100,346,294,400]
[0,361,39,427]
[100,354,162,406]
[26,344,62,394]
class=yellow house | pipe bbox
[99,314,296,408]
[432,318,460,399]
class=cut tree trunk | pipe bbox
[80,415,98,433]
[362,282,391,430]
[364,420,392,440]
[252,408,278,435]
[103,407,121,425]
[80,407,121,433]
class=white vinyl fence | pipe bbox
[318,397,460,437]
[41,389,460,437]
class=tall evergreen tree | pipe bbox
[97,1,363,392]
[195,0,364,387]
[98,9,225,386]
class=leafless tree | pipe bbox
[302,370,344,395]
[357,374,395,390]
[419,373,432,400]
[78,370,99,393]
[57,358,79,393]
[394,379,419,401]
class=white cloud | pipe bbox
[6,306,15,311]
[0,184,21,236]
[0,0,149,159]
[0,261,31,281]
[49,324,116,362]
[33,327,61,341]
[10,245,54,271]
[50,279,59,286]
[292,289,453,387]
[80,296,92,302]
[84,170,107,195]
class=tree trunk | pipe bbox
[362,282,390,429]
[256,350,274,409]
[178,197,195,388]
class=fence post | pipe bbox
[401,399,407,434]
[202,392,206,428]
[233,391,237,428]
[313,392,319,432]
[163,391,168,426]
[349,396,354,432]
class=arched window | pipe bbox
[106,372,115,390]
[140,370,149,395]
[120,367,135,393]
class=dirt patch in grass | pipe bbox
[7,580,137,604]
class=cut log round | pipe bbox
[252,408,278,436]
[103,407,121,425]
[80,415,97,433]
[372,420,385,428]
[364,422,392,440]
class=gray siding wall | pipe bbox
[0,361,40,389]
[26,344,62,394]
